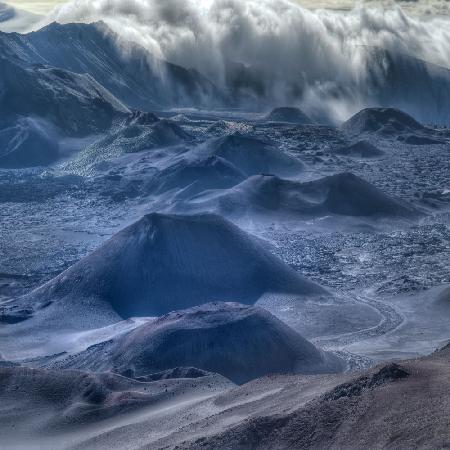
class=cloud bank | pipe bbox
[41,0,450,122]
[0,2,41,32]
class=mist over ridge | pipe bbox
[33,0,450,123]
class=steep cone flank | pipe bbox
[55,302,343,384]
[25,213,325,319]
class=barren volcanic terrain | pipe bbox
[1,10,450,450]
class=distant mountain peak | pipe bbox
[0,21,225,110]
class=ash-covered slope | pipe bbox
[52,302,343,383]
[0,22,223,110]
[265,107,313,124]
[64,118,192,173]
[98,118,191,151]
[210,133,303,177]
[178,173,418,219]
[342,107,424,136]
[0,365,232,447]
[9,213,324,323]
[146,156,246,199]
[300,172,418,217]
[0,58,130,136]
[143,133,303,201]
[335,140,384,158]
[1,342,449,449]
[183,346,450,450]
[342,107,446,145]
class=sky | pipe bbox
[5,1,64,14]
[5,0,450,16]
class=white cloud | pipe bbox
[6,0,450,16]
[0,1,42,31]
[35,0,450,121]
